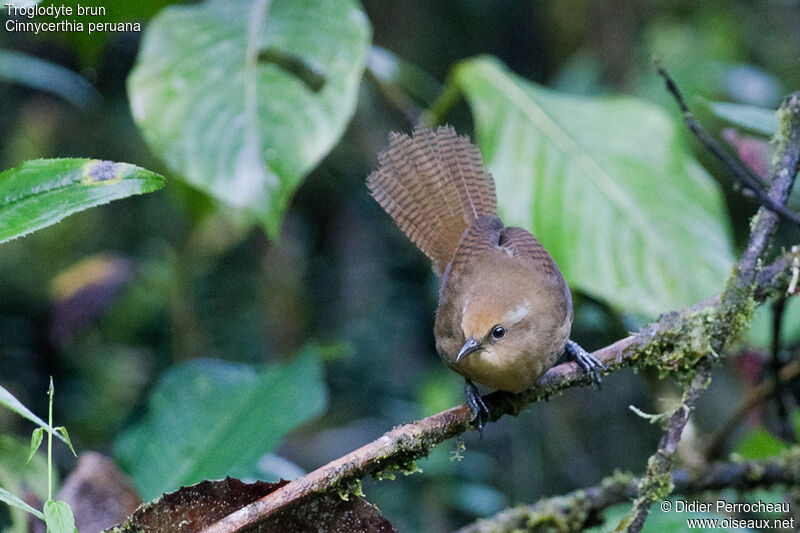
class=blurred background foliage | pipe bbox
[1,0,800,531]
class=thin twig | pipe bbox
[656,66,800,228]
[716,91,800,358]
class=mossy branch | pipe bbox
[456,447,800,533]
[620,89,800,533]
[201,90,800,533]
[624,359,712,532]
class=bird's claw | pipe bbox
[564,340,605,388]
[465,379,489,435]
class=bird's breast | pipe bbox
[434,245,572,392]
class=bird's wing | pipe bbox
[500,226,573,318]
[498,226,560,277]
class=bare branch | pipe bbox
[657,67,800,228]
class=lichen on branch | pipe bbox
[457,447,800,533]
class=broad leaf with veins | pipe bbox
[128,0,371,236]
[454,57,734,317]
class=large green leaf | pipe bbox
[453,57,734,317]
[128,0,372,237]
[0,159,164,244]
[114,349,327,500]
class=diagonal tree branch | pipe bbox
[201,90,800,533]
[622,86,800,532]
[199,255,799,533]
[622,88,800,533]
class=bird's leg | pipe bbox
[564,340,605,387]
[465,379,489,434]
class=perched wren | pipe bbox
[367,125,602,429]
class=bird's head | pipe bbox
[456,289,535,364]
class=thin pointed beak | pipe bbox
[457,336,481,363]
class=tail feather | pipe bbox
[367,125,498,274]
[435,125,497,221]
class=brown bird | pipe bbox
[367,125,602,429]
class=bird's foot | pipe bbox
[564,340,605,388]
[465,379,489,435]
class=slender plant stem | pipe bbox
[47,377,53,502]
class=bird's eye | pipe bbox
[491,325,506,340]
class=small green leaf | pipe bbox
[115,347,327,500]
[0,485,45,520]
[705,100,778,136]
[0,385,66,444]
[735,428,788,460]
[0,158,164,244]
[43,500,77,533]
[27,428,44,463]
[129,0,372,237]
[54,428,77,458]
[453,56,734,317]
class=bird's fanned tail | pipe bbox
[367,125,498,274]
